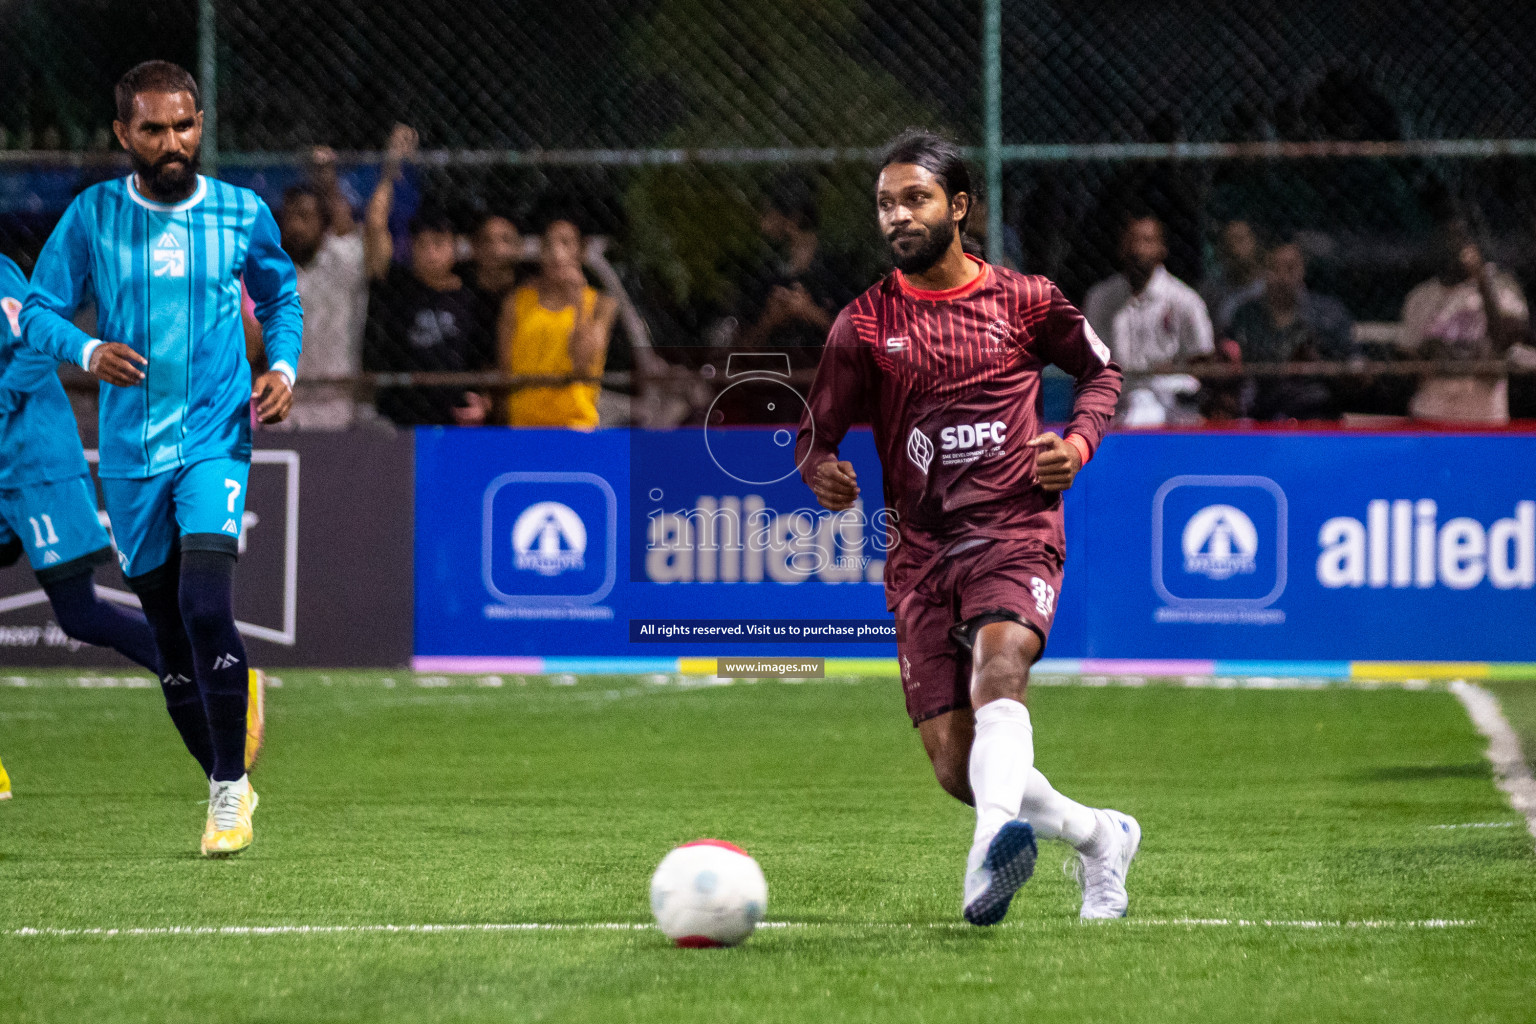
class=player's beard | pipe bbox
[887,216,957,275]
[130,146,201,202]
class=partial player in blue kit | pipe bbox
[22,61,302,856]
[0,253,160,673]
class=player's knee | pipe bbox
[176,587,228,638]
[970,654,1028,707]
[44,572,108,645]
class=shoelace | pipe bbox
[210,786,244,831]
[1063,851,1118,909]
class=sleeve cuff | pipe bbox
[269,360,296,387]
[1066,433,1092,468]
[78,339,103,372]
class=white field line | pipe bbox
[1429,822,1519,830]
[1450,681,1536,847]
[4,919,1476,940]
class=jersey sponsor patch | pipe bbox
[1,296,21,337]
[906,427,934,474]
[1084,322,1112,365]
[885,335,908,353]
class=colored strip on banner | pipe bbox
[824,658,901,677]
[1216,661,1352,679]
[411,657,546,675]
[543,658,682,676]
[1352,662,1490,681]
[1486,663,1536,682]
[1079,659,1217,676]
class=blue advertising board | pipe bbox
[1077,433,1536,661]
[413,427,900,665]
[415,429,1536,668]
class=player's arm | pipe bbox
[243,198,304,424]
[363,124,417,282]
[1030,284,1125,492]
[796,309,874,512]
[18,199,144,386]
[0,283,64,414]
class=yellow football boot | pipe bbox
[245,668,267,770]
[0,755,11,800]
[201,776,258,858]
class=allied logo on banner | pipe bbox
[482,472,617,618]
[1182,504,1258,580]
[1152,475,1287,624]
[512,502,587,576]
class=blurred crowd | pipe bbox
[270,125,617,431]
[261,124,1535,431]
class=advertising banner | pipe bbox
[416,429,1535,668]
[1078,433,1536,662]
[413,427,899,664]
[0,431,414,669]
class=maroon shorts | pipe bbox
[893,538,1063,726]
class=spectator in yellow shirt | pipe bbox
[500,214,617,428]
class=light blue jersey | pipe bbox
[22,175,302,480]
[0,254,113,578]
[0,254,89,488]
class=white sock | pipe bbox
[1019,768,1106,856]
[968,698,1034,846]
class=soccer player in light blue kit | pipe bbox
[23,61,302,856]
[0,255,161,669]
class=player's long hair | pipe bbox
[879,129,974,236]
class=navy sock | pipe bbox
[44,570,161,673]
[133,562,216,778]
[178,550,248,783]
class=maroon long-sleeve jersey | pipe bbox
[795,256,1123,607]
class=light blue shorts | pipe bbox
[0,474,115,584]
[100,457,250,584]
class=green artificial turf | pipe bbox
[0,671,1532,1023]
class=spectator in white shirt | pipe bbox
[1084,215,1214,425]
[1399,219,1529,424]
[277,146,368,429]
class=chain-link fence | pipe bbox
[5,0,1536,426]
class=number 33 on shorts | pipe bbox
[1031,577,1056,617]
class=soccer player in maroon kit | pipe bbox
[796,131,1141,924]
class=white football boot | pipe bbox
[1071,809,1140,919]
[962,819,1038,926]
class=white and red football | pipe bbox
[649,839,768,947]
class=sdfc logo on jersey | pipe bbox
[152,231,186,278]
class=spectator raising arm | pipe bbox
[1462,241,1522,356]
[310,145,357,238]
[363,123,418,282]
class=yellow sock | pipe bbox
[0,754,12,800]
